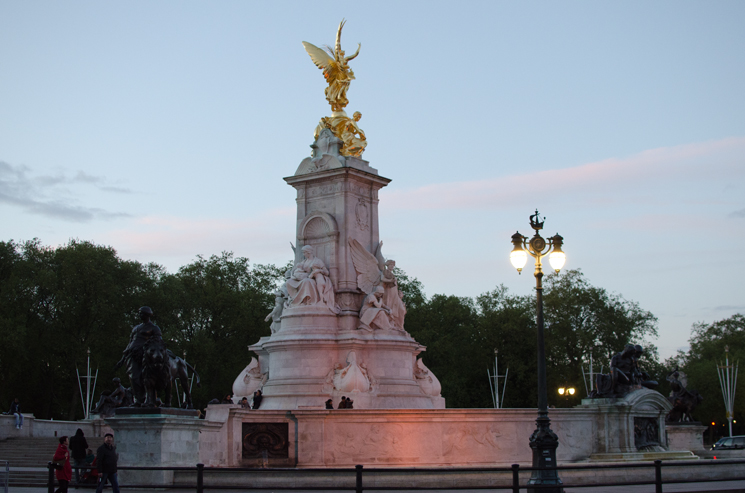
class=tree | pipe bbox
[542,269,659,406]
[0,239,153,419]
[152,253,284,408]
[666,314,745,437]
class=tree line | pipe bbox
[1,238,739,431]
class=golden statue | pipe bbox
[304,20,367,157]
[302,19,360,113]
[314,111,367,157]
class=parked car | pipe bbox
[711,436,745,450]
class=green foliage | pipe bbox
[0,239,152,419]
[0,239,665,416]
[405,269,662,409]
[154,253,282,407]
[542,269,660,405]
[0,241,283,418]
[665,314,745,437]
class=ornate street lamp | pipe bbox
[510,210,565,493]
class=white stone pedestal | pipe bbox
[236,160,446,410]
[105,408,203,485]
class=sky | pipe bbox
[1,1,744,360]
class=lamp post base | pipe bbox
[527,415,563,493]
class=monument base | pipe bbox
[106,409,204,485]
[199,406,600,468]
[665,423,708,457]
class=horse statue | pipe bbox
[166,349,201,409]
[141,338,202,409]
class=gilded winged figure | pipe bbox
[302,19,361,113]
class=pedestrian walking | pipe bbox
[52,436,72,493]
[69,428,88,484]
[95,433,120,493]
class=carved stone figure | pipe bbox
[265,290,286,334]
[359,286,393,331]
[92,378,133,416]
[233,358,268,402]
[286,245,338,313]
[381,260,407,330]
[666,368,703,422]
[592,344,659,398]
[414,358,442,397]
[302,19,361,113]
[333,351,371,393]
[349,238,407,330]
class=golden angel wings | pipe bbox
[302,19,361,113]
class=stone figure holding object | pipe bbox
[286,245,338,312]
[359,286,393,331]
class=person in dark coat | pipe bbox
[338,396,347,409]
[325,399,334,409]
[9,398,23,429]
[95,433,119,493]
[252,390,263,409]
[53,436,72,493]
[69,428,88,484]
[345,397,354,409]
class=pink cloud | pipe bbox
[383,137,745,210]
[102,208,295,262]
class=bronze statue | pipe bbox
[92,378,133,416]
[592,344,658,398]
[666,368,703,422]
[166,350,201,409]
[141,338,172,407]
[114,306,202,409]
[115,306,163,405]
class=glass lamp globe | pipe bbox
[549,251,566,273]
[510,250,528,273]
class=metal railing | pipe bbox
[1,460,8,493]
[45,459,745,492]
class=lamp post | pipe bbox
[510,210,566,493]
[558,386,576,406]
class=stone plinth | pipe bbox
[201,407,600,468]
[106,409,203,485]
[666,423,708,456]
[578,388,698,461]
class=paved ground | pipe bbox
[7,481,745,493]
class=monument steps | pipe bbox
[586,451,699,462]
[0,437,61,486]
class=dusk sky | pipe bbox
[2,2,744,360]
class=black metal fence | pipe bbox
[1,460,8,493]
[47,459,745,493]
